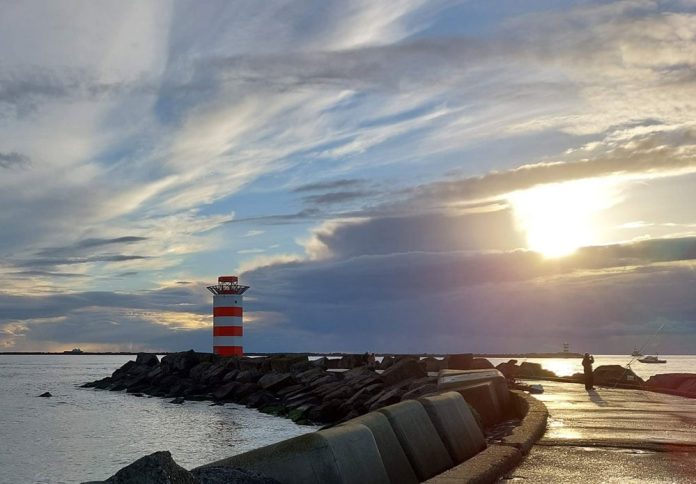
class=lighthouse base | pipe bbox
[214,346,243,357]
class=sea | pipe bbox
[0,355,315,484]
[1,354,695,484]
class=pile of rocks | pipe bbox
[646,373,696,395]
[85,451,279,484]
[82,351,443,426]
[495,360,558,379]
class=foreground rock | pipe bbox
[592,365,644,386]
[646,373,696,394]
[495,360,558,379]
[86,451,279,484]
[88,451,196,484]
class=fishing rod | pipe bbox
[613,321,665,389]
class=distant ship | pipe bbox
[631,347,643,357]
[63,348,84,354]
[638,355,666,364]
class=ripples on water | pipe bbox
[0,356,316,484]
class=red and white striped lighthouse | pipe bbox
[206,275,249,357]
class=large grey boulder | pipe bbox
[96,451,196,484]
[268,355,308,373]
[516,362,556,378]
[421,357,444,373]
[593,365,643,386]
[469,358,494,370]
[347,354,371,369]
[257,372,295,392]
[380,359,426,387]
[135,353,159,367]
[677,379,696,395]
[646,373,695,390]
[446,354,473,370]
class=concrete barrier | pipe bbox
[199,423,390,484]
[377,399,454,481]
[340,412,419,484]
[423,392,548,484]
[453,381,502,428]
[438,369,510,413]
[194,387,547,484]
[423,445,522,484]
[499,391,548,453]
[419,392,486,463]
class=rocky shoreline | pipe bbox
[82,352,696,428]
[83,351,492,426]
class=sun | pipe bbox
[507,179,619,258]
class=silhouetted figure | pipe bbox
[582,353,595,390]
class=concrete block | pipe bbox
[502,391,548,454]
[423,445,522,484]
[419,392,486,463]
[341,412,419,484]
[438,369,510,414]
[377,400,454,481]
[437,369,504,389]
[454,381,502,428]
[199,424,390,484]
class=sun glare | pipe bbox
[507,179,619,258]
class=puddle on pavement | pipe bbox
[577,446,655,455]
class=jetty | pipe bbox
[83,352,696,483]
[508,380,696,482]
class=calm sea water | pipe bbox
[0,355,315,484]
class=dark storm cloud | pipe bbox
[313,209,527,258]
[0,151,30,169]
[235,207,696,353]
[240,245,696,353]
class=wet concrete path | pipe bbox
[505,380,696,483]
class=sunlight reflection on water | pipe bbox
[487,355,696,379]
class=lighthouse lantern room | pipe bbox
[206,275,249,357]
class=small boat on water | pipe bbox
[631,347,643,357]
[638,355,666,364]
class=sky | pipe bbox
[1,0,696,354]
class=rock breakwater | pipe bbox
[83,351,469,426]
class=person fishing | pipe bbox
[582,353,595,390]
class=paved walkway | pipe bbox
[506,381,696,483]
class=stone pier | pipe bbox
[507,380,696,483]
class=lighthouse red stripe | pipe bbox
[213,326,243,337]
[214,346,243,356]
[213,306,243,317]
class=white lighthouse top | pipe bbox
[207,275,249,295]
